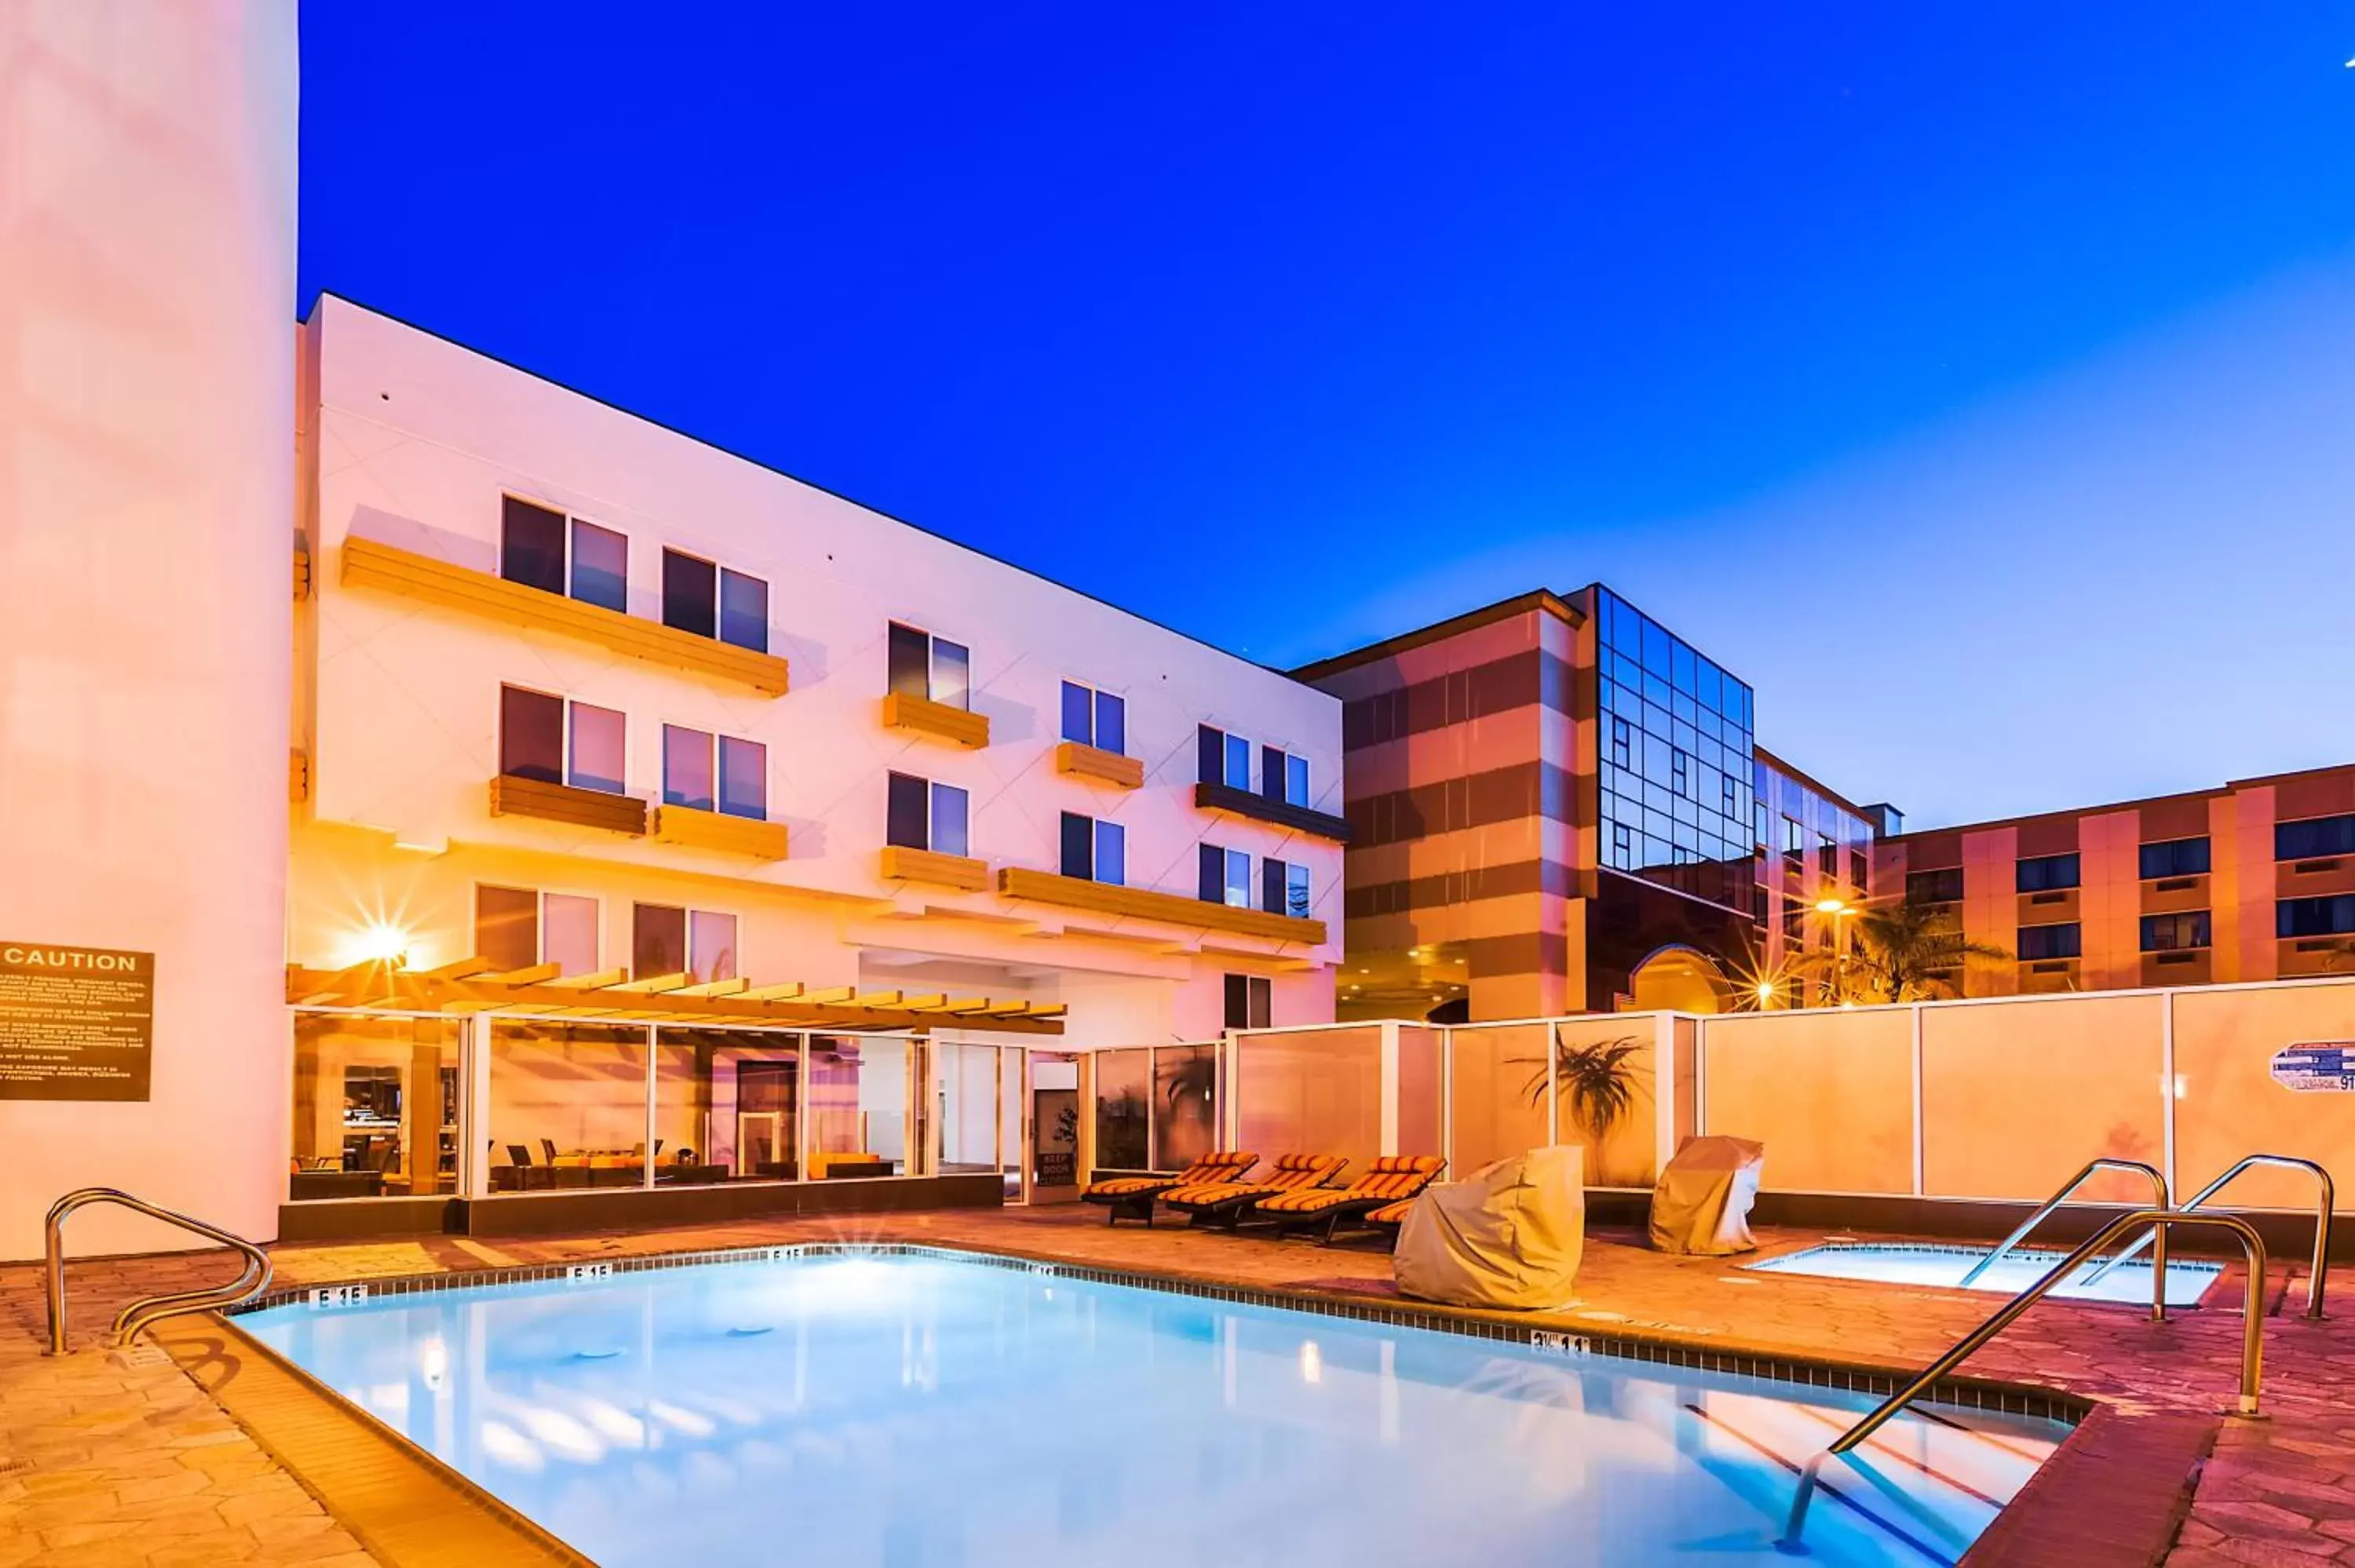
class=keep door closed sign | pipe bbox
[0,942,155,1101]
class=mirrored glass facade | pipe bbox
[1594,587,1758,913]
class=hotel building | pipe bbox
[1874,764,2355,996]
[1294,589,1890,1021]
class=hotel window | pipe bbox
[1849,850,1869,892]
[1722,775,1739,815]
[1061,812,1125,885]
[1612,822,1634,869]
[1224,974,1272,1030]
[2278,895,2355,939]
[1061,681,1126,754]
[886,771,968,858]
[2140,911,2211,952]
[659,549,770,653]
[662,725,767,819]
[633,902,737,983]
[498,685,624,794]
[2138,837,2211,878]
[1816,832,1836,877]
[1610,716,1633,769]
[474,884,601,975]
[1260,747,1312,808]
[499,497,627,613]
[2016,853,2080,892]
[887,622,971,709]
[1198,844,1251,907]
[1261,857,1312,920]
[1908,866,1964,903]
[2276,815,2355,861]
[1196,725,1254,789]
[1670,749,1689,798]
[2016,922,2082,961]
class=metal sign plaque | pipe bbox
[0,942,154,1101]
[2271,1041,2355,1092]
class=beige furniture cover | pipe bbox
[1648,1135,1765,1256]
[1393,1146,1585,1311]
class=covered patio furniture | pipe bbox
[1082,1150,1259,1226]
[1255,1155,1448,1242]
[1648,1135,1765,1256]
[1394,1147,1586,1311]
[1162,1153,1349,1230]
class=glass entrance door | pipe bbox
[1029,1054,1080,1203]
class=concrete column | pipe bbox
[0,3,298,1259]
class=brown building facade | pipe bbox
[1294,586,1886,1020]
[1874,764,2355,996]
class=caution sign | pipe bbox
[2271,1041,2355,1094]
[0,942,154,1101]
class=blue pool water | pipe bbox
[1748,1242,2223,1307]
[242,1250,2065,1566]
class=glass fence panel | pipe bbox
[807,1034,912,1178]
[1395,1026,1443,1160]
[940,1041,1002,1175]
[1236,1026,1382,1172]
[1152,1044,1219,1170]
[1093,1048,1151,1171]
[487,1022,649,1191]
[1700,1008,1912,1194]
[290,1012,461,1200]
[1921,993,2166,1203]
[1447,1023,1550,1177]
[2172,982,2355,1212]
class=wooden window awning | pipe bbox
[287,959,1064,1035]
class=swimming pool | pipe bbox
[241,1248,2067,1566]
[1749,1241,2223,1306]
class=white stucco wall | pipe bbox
[0,4,298,1260]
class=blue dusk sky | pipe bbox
[298,5,2355,830]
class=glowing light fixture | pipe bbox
[1814,898,1849,916]
[1755,980,1776,1000]
[347,921,412,967]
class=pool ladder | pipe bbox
[1782,1149,2337,1551]
[44,1188,273,1355]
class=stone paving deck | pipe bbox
[4,1205,2352,1566]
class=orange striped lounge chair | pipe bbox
[1081,1150,1258,1226]
[1362,1194,1423,1245]
[1162,1153,1349,1231]
[1254,1155,1448,1243]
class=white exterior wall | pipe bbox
[0,4,298,1260]
[296,297,1342,1050]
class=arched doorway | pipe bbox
[1627,945,1732,1014]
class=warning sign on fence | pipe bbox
[2271,1041,2355,1093]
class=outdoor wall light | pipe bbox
[345,920,413,968]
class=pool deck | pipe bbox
[3,1207,2351,1567]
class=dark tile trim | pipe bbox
[1193,780,1354,843]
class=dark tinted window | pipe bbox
[1849,850,1868,891]
[887,623,930,698]
[2017,922,2082,961]
[885,771,929,850]
[474,884,539,972]
[662,549,717,638]
[500,497,566,593]
[1223,974,1272,1030]
[1261,858,1287,914]
[1061,682,1093,746]
[717,737,765,821]
[2016,853,2080,892]
[719,568,768,652]
[1197,725,1224,785]
[2140,911,2211,951]
[2138,837,2211,878]
[2277,815,2355,861]
[1198,844,1224,903]
[632,903,687,979]
[498,686,563,782]
[1908,867,1964,903]
[1096,693,1125,756]
[1060,812,1094,880]
[2279,895,2355,938]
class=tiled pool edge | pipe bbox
[230,1236,2098,1424]
[151,1311,593,1568]
[1747,1238,2244,1313]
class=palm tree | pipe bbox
[1810,895,2010,1003]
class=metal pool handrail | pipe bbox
[46,1187,273,1355]
[1780,1209,2268,1551]
[2080,1153,2333,1319]
[1956,1158,2170,1320]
